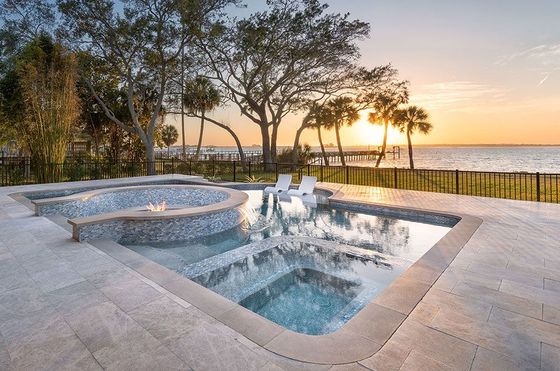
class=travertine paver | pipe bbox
[0,175,559,369]
[399,350,454,371]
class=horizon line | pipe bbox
[169,143,560,148]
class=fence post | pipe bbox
[536,172,541,202]
[455,169,460,194]
[25,157,31,180]
[171,157,175,173]
[307,164,310,176]
[393,167,398,188]
[189,160,192,175]
[275,162,279,181]
[345,166,349,184]
[320,165,324,182]
[233,161,236,182]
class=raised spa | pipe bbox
[33,185,229,218]
[32,185,248,243]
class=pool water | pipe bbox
[240,269,360,336]
[192,241,406,335]
[127,190,455,266]
[124,189,456,335]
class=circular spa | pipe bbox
[32,185,248,243]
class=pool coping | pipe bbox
[86,182,482,365]
[8,174,208,209]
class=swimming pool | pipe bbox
[124,189,456,335]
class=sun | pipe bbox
[350,112,403,146]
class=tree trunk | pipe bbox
[180,44,186,159]
[317,126,329,166]
[145,142,156,175]
[407,129,414,170]
[231,132,247,170]
[180,114,186,159]
[375,119,389,168]
[167,145,170,157]
[93,134,100,158]
[260,124,273,170]
[334,122,346,167]
[291,126,305,166]
[271,122,279,163]
[195,111,205,160]
[203,116,247,171]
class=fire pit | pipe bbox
[146,201,167,212]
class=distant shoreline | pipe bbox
[392,144,560,147]
[168,143,560,149]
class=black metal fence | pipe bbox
[1,157,559,203]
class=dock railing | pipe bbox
[1,157,559,204]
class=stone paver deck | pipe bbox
[1,175,559,370]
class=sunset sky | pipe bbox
[169,0,560,147]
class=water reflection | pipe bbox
[192,241,405,335]
[239,191,446,262]
[130,190,452,266]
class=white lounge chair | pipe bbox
[264,174,292,194]
[287,176,317,196]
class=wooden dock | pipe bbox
[316,146,401,163]
[187,151,263,162]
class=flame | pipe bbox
[146,201,167,212]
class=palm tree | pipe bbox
[393,106,433,169]
[368,89,408,167]
[315,121,330,166]
[326,97,359,166]
[183,77,221,159]
[161,125,179,157]
[293,103,333,166]
[311,104,337,166]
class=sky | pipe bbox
[169,0,560,147]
